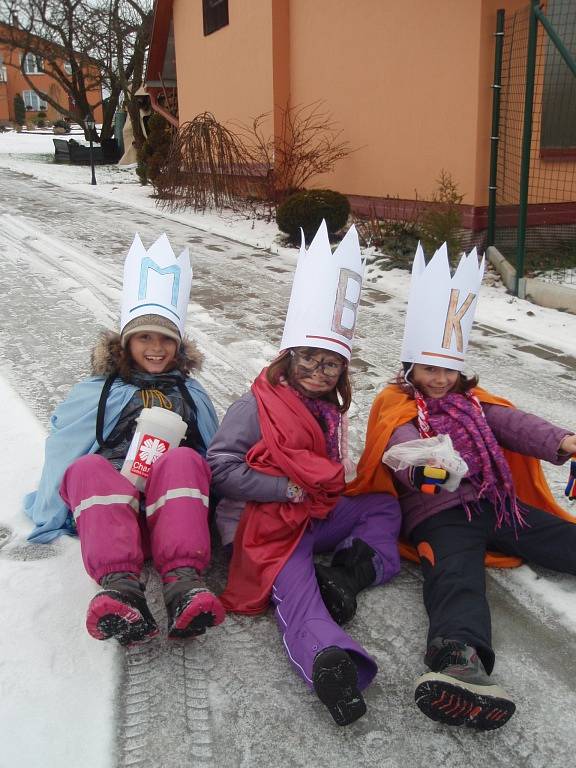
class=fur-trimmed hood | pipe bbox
[90,331,204,377]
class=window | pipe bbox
[540,0,576,154]
[22,90,47,111]
[22,52,43,74]
[203,0,229,36]
[64,61,73,74]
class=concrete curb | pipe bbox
[487,245,576,315]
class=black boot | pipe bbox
[86,572,159,646]
[312,646,366,726]
[415,638,516,730]
[163,567,225,639]
[315,539,377,625]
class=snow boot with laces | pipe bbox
[312,646,367,726]
[86,572,159,646]
[163,567,226,639]
[315,539,377,625]
[414,637,516,730]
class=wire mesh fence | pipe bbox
[493,0,576,286]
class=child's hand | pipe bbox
[410,465,449,495]
[565,459,576,501]
[286,480,306,503]
[559,435,576,455]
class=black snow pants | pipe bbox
[410,501,576,673]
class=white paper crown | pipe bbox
[120,233,192,336]
[280,221,364,360]
[400,242,485,371]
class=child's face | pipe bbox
[288,347,346,396]
[411,364,459,399]
[128,332,178,374]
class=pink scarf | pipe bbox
[415,390,525,530]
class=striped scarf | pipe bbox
[415,390,525,530]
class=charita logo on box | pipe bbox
[131,434,170,477]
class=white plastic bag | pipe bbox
[382,434,468,492]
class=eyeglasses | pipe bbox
[290,350,346,377]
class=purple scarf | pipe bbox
[294,390,342,462]
[423,393,525,529]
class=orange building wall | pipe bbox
[172,0,275,137]
[170,0,574,210]
[0,40,102,124]
[288,0,489,204]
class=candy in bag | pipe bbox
[382,434,468,492]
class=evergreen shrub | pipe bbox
[53,119,71,133]
[136,112,172,188]
[276,189,350,242]
[14,94,26,126]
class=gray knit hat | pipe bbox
[120,314,182,347]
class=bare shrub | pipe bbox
[353,198,423,269]
[155,112,251,212]
[239,101,353,203]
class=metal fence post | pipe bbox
[487,9,505,247]
[515,0,538,295]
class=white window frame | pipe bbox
[22,90,47,111]
[22,53,43,74]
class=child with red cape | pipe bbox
[207,222,401,726]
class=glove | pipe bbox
[286,480,306,503]
[410,465,449,495]
[565,459,576,501]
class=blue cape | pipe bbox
[24,376,219,543]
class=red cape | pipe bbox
[220,370,345,614]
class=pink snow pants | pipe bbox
[60,448,212,584]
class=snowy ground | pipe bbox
[1,130,576,768]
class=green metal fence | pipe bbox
[488,0,576,290]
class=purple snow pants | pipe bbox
[60,448,212,584]
[272,492,401,690]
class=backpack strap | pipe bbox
[176,379,206,454]
[95,373,125,449]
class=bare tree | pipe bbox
[239,101,354,202]
[88,0,153,148]
[0,0,153,142]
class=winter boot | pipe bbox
[315,539,377,625]
[414,638,516,730]
[86,572,159,646]
[312,646,366,726]
[163,567,226,639]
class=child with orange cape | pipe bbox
[347,243,576,731]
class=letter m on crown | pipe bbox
[442,289,476,352]
[138,257,181,307]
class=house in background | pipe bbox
[144,0,576,247]
[0,22,103,126]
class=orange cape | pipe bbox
[345,384,573,567]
